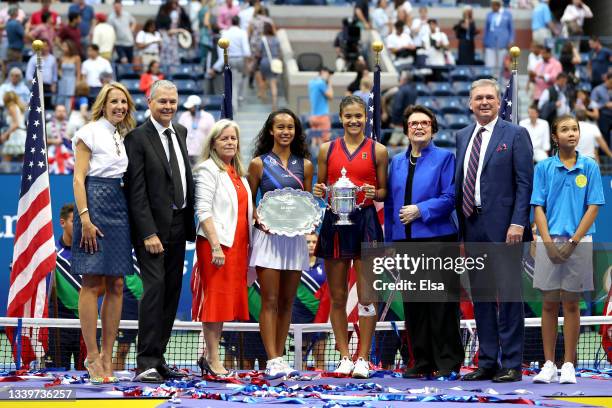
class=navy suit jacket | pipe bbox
[385,142,457,241]
[454,118,533,242]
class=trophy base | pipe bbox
[334,215,354,226]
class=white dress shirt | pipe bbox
[213,25,252,72]
[150,117,187,208]
[519,118,550,162]
[73,117,128,178]
[463,116,498,207]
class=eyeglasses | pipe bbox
[407,120,432,129]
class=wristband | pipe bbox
[79,207,89,216]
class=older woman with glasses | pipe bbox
[384,105,464,380]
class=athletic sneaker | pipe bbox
[352,357,370,379]
[533,361,558,383]
[559,362,577,384]
[334,356,354,375]
[277,357,299,377]
[264,357,285,379]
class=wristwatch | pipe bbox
[568,238,579,246]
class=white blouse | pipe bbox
[73,117,128,178]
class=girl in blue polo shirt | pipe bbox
[530,114,605,385]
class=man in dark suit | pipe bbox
[124,80,196,382]
[455,78,533,383]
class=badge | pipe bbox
[575,174,587,188]
[362,152,367,159]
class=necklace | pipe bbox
[112,130,121,156]
[409,154,419,165]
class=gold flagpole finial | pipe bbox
[372,41,384,66]
[509,46,520,72]
[32,40,44,53]
[218,38,230,66]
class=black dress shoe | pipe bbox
[158,364,187,379]
[134,368,164,383]
[431,369,454,379]
[402,366,431,378]
[461,367,496,381]
[492,368,522,383]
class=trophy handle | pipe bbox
[321,185,333,211]
[355,186,367,209]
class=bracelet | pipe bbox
[212,244,222,251]
[79,208,89,216]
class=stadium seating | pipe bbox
[471,66,495,80]
[415,83,431,96]
[132,94,148,111]
[175,79,198,93]
[449,67,472,82]
[122,79,141,94]
[430,82,454,96]
[115,64,142,80]
[453,81,472,97]
[438,97,469,115]
[415,96,439,113]
[433,129,456,147]
[297,53,323,71]
[444,113,471,130]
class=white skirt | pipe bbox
[249,228,309,271]
[533,235,594,292]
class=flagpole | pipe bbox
[218,37,233,120]
[219,37,229,66]
[509,46,520,125]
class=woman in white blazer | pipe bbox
[192,119,253,376]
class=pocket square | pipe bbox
[496,143,508,152]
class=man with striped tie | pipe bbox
[454,78,533,383]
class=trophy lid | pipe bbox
[333,167,357,189]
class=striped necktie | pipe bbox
[462,127,485,218]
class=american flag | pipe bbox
[499,74,517,124]
[364,64,381,141]
[6,64,56,368]
[222,62,233,120]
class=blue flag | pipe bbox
[499,75,515,123]
[221,63,233,120]
[365,64,381,141]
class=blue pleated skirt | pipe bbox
[72,176,133,276]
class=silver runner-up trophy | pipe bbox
[257,188,323,237]
[327,167,366,226]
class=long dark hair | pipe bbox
[253,108,309,158]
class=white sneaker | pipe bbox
[533,361,558,383]
[351,357,370,379]
[334,356,354,375]
[559,362,577,384]
[277,357,299,377]
[264,357,285,379]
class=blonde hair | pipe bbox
[199,119,246,176]
[2,91,25,112]
[90,82,136,136]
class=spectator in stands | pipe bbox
[0,67,30,107]
[68,80,90,133]
[588,37,611,89]
[531,114,604,386]
[385,21,415,63]
[483,0,514,81]
[384,105,463,380]
[92,13,115,61]
[214,16,250,110]
[1,91,26,162]
[575,109,612,162]
[29,0,60,28]
[258,22,281,110]
[109,0,136,64]
[292,232,327,371]
[538,72,571,125]
[312,96,388,379]
[238,0,257,32]
[205,24,223,95]
[68,0,95,53]
[527,43,544,101]
[410,7,430,49]
[372,0,391,39]
[346,57,369,95]
[308,67,334,144]
[192,119,252,376]
[58,12,83,59]
[559,42,581,99]
[27,11,56,46]
[425,19,451,79]
[25,41,57,109]
[590,73,612,144]
[574,89,599,122]
[136,20,162,69]
[391,71,416,129]
[178,95,215,165]
[560,0,592,39]
[5,7,25,70]
[533,47,563,103]
[392,0,412,28]
[0,0,26,78]
[353,0,371,30]
[156,0,192,65]
[46,105,75,175]
[519,105,550,163]
[353,76,371,105]
[57,39,81,112]
[217,0,240,30]
[248,109,313,379]
[197,0,213,67]
[72,82,136,383]
[531,0,555,47]
[81,44,113,104]
[249,6,275,95]
[139,60,164,98]
[46,203,86,371]
[453,6,478,66]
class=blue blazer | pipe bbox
[384,142,457,241]
[483,10,514,49]
[454,119,533,242]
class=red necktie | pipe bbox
[462,127,485,218]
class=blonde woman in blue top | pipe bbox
[530,114,605,385]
